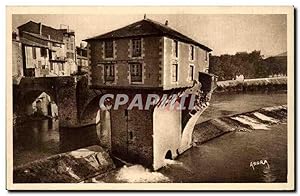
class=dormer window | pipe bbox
[104,40,114,58]
[132,38,142,57]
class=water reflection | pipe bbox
[13,119,104,167]
[159,124,287,183]
[13,91,287,183]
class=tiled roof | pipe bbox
[19,37,49,48]
[18,21,73,42]
[23,31,64,44]
[84,18,212,51]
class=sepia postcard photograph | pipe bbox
[6,6,294,191]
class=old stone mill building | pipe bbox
[84,18,214,170]
[13,17,215,170]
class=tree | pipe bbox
[209,50,286,81]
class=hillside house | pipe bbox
[17,21,77,77]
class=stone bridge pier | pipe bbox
[13,74,215,170]
[13,75,101,128]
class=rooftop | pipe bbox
[19,37,49,49]
[84,18,212,52]
[18,21,75,42]
[22,31,64,44]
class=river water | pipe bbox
[13,91,287,182]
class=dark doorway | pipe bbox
[165,150,172,160]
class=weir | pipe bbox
[193,105,287,144]
[216,77,287,92]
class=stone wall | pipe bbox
[14,75,105,127]
[162,37,209,90]
[110,102,154,168]
[153,105,181,170]
[88,36,162,88]
[12,40,23,84]
[13,145,115,183]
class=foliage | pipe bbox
[209,51,287,81]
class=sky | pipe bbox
[12,14,287,57]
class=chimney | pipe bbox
[165,20,168,26]
[39,22,42,35]
[12,31,17,40]
[80,42,85,48]
[144,14,147,19]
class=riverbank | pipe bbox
[215,77,287,93]
[13,145,115,183]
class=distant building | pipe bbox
[85,18,213,170]
[76,43,88,73]
[16,21,77,77]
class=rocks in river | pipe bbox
[193,104,287,144]
[13,145,115,183]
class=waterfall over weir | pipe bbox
[193,105,287,144]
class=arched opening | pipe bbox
[16,90,58,120]
[165,150,172,160]
[79,95,112,151]
[80,96,102,125]
[13,90,60,167]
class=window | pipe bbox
[174,40,178,57]
[132,38,142,57]
[66,43,69,50]
[172,64,178,82]
[82,50,87,57]
[50,63,54,71]
[70,43,73,50]
[49,51,52,60]
[128,130,134,142]
[190,45,194,60]
[32,47,36,59]
[189,65,194,81]
[67,52,74,59]
[130,63,142,83]
[104,41,114,58]
[40,48,47,58]
[38,60,42,68]
[104,64,115,82]
[205,51,208,61]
